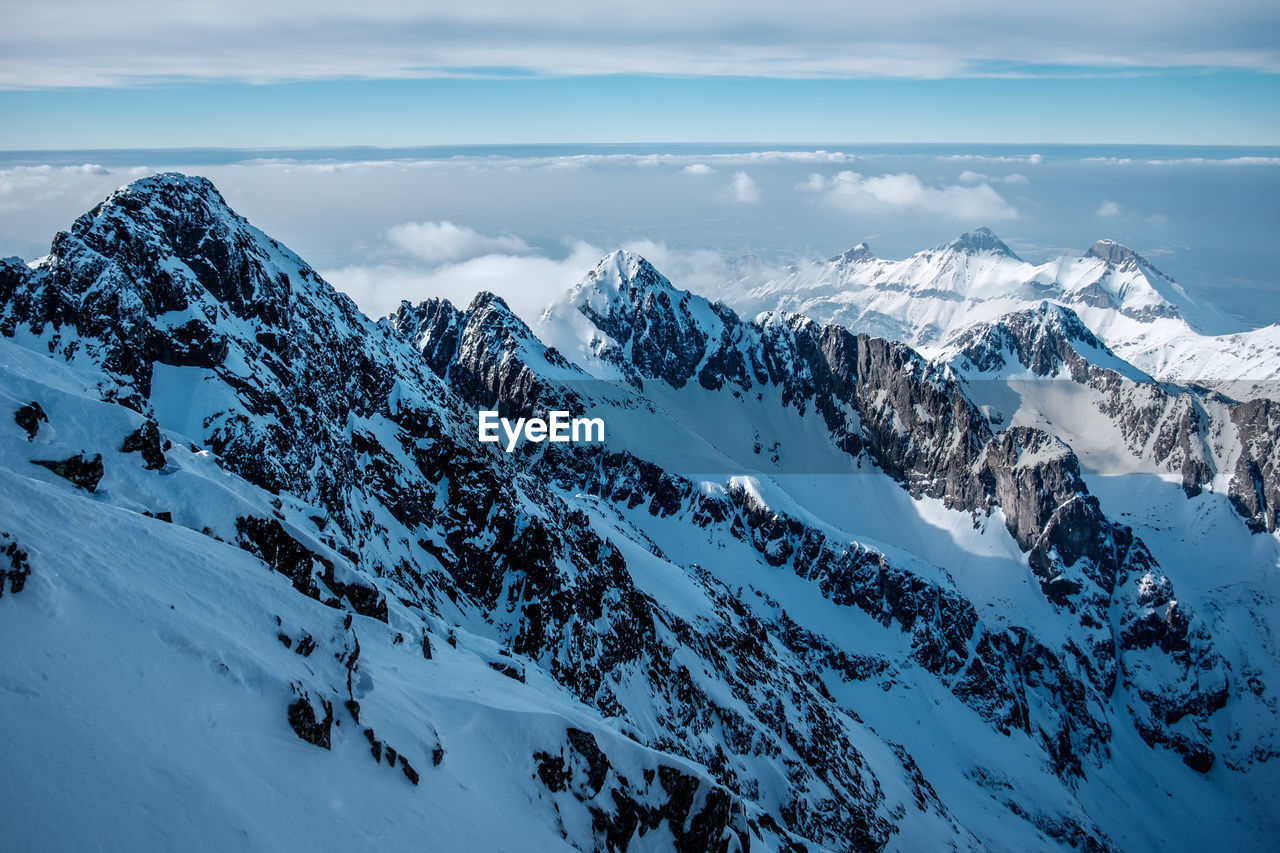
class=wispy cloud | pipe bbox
[939,153,1045,165]
[1082,156,1280,166]
[801,171,1020,220]
[6,3,1277,87]
[958,170,1029,185]
[1096,199,1122,217]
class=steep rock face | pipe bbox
[393,291,581,421]
[389,296,463,377]
[1,173,407,520]
[952,302,1279,527]
[558,252,995,507]
[1229,397,1280,533]
[570,252,727,390]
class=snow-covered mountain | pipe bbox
[724,228,1280,399]
[2,175,1278,852]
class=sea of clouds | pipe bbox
[1,146,1277,326]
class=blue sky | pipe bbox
[2,72,1279,148]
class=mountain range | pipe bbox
[719,227,1280,401]
[1,173,1277,852]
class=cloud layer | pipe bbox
[3,2,1278,86]
[1,148,1276,326]
[801,171,1020,220]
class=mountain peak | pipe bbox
[1085,239,1145,271]
[592,249,670,289]
[67,172,252,259]
[941,228,1021,260]
[90,172,230,219]
[466,290,516,316]
[830,242,876,264]
[571,250,676,314]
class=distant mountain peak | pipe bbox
[1085,239,1143,271]
[830,242,876,264]
[941,227,1021,260]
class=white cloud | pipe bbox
[0,164,111,198]
[0,164,144,219]
[682,163,714,175]
[802,171,1019,221]
[729,172,761,204]
[1003,173,1028,184]
[957,170,987,183]
[4,3,1278,87]
[324,242,606,322]
[796,173,828,192]
[1096,199,1122,217]
[386,220,531,264]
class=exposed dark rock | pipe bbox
[14,401,47,440]
[287,686,332,749]
[235,515,387,622]
[535,727,756,853]
[121,419,167,469]
[1,532,32,597]
[488,659,525,682]
[32,452,104,492]
[364,727,383,762]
